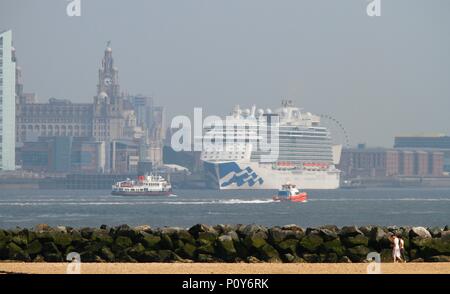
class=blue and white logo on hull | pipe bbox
[218,162,264,187]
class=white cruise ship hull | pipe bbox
[204,161,340,190]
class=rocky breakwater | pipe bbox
[0,224,449,263]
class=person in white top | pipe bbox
[390,234,404,263]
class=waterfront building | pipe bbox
[16,98,93,143]
[15,43,165,173]
[339,146,444,178]
[0,30,16,171]
[395,135,450,172]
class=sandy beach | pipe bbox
[0,262,449,274]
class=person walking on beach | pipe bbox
[399,235,407,262]
[390,234,403,263]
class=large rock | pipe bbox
[141,234,161,249]
[345,245,370,262]
[99,247,115,261]
[11,234,28,248]
[52,232,72,249]
[339,256,352,263]
[409,227,432,239]
[133,225,152,233]
[268,227,288,243]
[319,225,339,232]
[54,226,68,233]
[299,235,323,252]
[319,228,338,241]
[198,254,217,263]
[6,242,30,261]
[157,250,184,262]
[42,242,62,262]
[82,242,103,257]
[173,239,184,250]
[341,235,369,247]
[414,238,450,257]
[425,255,450,262]
[114,251,136,262]
[197,231,218,245]
[369,227,390,248]
[321,239,344,256]
[34,224,50,232]
[0,229,7,241]
[114,224,139,241]
[139,250,160,262]
[245,256,261,263]
[188,224,215,238]
[80,227,96,239]
[216,235,237,261]
[409,249,419,260]
[358,226,373,236]
[239,224,268,239]
[302,253,319,263]
[281,224,305,234]
[427,227,442,238]
[276,239,299,255]
[440,231,450,242]
[244,232,267,249]
[178,242,197,259]
[27,239,43,255]
[339,226,363,237]
[325,253,339,263]
[42,242,60,254]
[128,243,146,260]
[44,252,63,262]
[225,231,240,243]
[258,244,281,262]
[91,230,113,245]
[36,231,54,243]
[174,229,195,245]
[159,233,174,250]
[305,228,320,236]
[114,236,133,249]
[233,241,249,259]
[196,243,215,255]
[213,224,239,235]
[380,248,393,262]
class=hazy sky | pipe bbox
[1,0,450,147]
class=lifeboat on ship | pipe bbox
[273,183,308,203]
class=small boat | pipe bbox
[273,183,308,203]
[111,174,172,196]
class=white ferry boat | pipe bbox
[111,174,172,196]
[200,101,342,190]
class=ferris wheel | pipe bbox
[318,114,350,148]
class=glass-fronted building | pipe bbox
[0,30,16,170]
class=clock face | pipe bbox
[104,77,113,86]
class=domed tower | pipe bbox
[93,42,125,142]
[96,44,120,100]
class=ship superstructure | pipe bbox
[200,101,341,189]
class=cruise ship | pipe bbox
[200,101,341,190]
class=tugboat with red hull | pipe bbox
[273,183,308,203]
[111,174,172,196]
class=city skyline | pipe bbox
[1,0,450,147]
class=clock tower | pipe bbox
[93,43,125,142]
[96,42,120,100]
